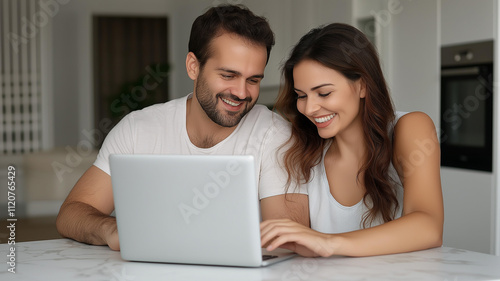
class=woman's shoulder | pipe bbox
[390,111,433,140]
[392,111,439,155]
[391,111,440,178]
[394,111,435,132]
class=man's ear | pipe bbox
[186,52,200,80]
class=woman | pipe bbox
[260,23,444,257]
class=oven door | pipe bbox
[440,64,493,172]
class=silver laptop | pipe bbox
[110,154,296,267]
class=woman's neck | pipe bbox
[327,117,366,163]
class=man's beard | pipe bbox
[195,75,256,128]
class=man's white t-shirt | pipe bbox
[94,93,306,199]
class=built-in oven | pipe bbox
[440,40,493,172]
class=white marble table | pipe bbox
[2,239,500,280]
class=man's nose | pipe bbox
[230,79,248,100]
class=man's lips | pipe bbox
[221,97,242,107]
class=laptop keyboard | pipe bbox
[262,255,278,261]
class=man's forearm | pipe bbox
[261,193,310,227]
[56,201,116,246]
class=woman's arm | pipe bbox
[261,112,444,257]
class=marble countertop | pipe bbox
[2,239,500,280]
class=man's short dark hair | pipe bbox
[188,4,275,67]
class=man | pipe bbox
[56,4,309,251]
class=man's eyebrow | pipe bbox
[250,74,264,79]
[217,68,241,75]
[217,68,264,79]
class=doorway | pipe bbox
[93,16,169,147]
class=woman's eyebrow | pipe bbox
[311,83,334,91]
[294,83,334,93]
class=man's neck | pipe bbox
[185,96,237,148]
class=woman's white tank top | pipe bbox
[308,112,407,233]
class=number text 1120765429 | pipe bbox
[7,165,17,273]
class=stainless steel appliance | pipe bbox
[440,40,493,172]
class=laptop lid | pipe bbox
[110,154,293,267]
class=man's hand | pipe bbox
[104,223,120,251]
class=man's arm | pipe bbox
[260,193,309,227]
[56,165,120,250]
[258,115,310,227]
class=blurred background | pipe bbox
[0,0,499,256]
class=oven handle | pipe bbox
[441,66,480,77]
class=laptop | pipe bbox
[109,154,296,267]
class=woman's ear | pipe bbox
[358,78,366,99]
[186,52,200,80]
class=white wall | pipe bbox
[355,0,497,254]
[168,0,206,100]
[387,0,440,123]
[352,0,392,80]
[47,0,499,254]
[169,0,352,102]
[168,0,293,100]
[439,0,497,255]
[51,3,81,146]
[50,0,354,145]
[115,0,300,102]
[441,0,496,46]
[40,10,54,150]
[170,0,499,255]
[494,0,500,256]
[51,0,175,146]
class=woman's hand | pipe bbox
[260,219,337,257]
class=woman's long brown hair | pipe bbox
[274,23,399,227]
